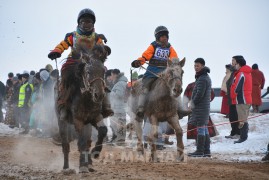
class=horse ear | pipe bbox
[179,57,186,67]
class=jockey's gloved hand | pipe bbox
[98,34,107,44]
[131,60,141,68]
[48,50,61,60]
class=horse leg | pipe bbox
[91,118,108,159]
[134,119,144,154]
[58,120,70,169]
[168,115,184,161]
[76,123,92,173]
[85,124,95,172]
[148,115,158,162]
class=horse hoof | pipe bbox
[79,166,89,173]
[88,164,95,172]
[176,156,184,162]
[61,168,76,175]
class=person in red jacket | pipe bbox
[47,8,113,120]
[251,63,265,113]
[230,56,252,143]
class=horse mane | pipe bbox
[72,44,109,64]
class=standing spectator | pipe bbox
[251,63,265,113]
[109,69,128,145]
[184,82,217,142]
[262,143,269,161]
[39,70,55,137]
[105,69,114,91]
[187,58,212,157]
[230,56,252,144]
[28,70,36,84]
[45,64,53,73]
[4,79,15,126]
[29,72,42,133]
[225,59,241,139]
[11,76,21,128]
[220,64,232,117]
[18,71,33,134]
[0,79,5,122]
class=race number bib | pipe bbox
[153,47,170,60]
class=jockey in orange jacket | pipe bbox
[48,8,113,119]
[131,26,178,118]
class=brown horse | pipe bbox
[130,58,185,161]
[57,44,109,173]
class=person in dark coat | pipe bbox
[0,80,6,122]
[251,63,265,113]
[187,58,212,157]
[225,59,241,139]
[184,82,217,142]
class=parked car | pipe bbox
[210,87,269,113]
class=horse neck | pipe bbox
[151,77,171,97]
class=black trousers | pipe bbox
[19,107,30,130]
[0,99,3,122]
[229,105,240,135]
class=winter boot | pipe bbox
[156,144,166,150]
[262,152,269,161]
[102,95,114,118]
[234,122,248,144]
[136,92,147,118]
[164,137,174,145]
[188,135,205,157]
[203,134,211,157]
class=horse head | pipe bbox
[164,57,185,97]
[74,44,110,103]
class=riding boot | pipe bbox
[102,95,114,118]
[188,135,205,157]
[203,134,211,157]
[234,122,248,144]
[137,92,147,118]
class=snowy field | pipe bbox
[0,112,268,163]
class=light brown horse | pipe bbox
[130,58,185,161]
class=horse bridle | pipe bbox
[81,75,105,94]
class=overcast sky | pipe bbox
[0,0,268,89]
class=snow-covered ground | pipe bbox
[0,112,268,163]
[179,113,269,162]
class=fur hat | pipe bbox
[40,70,50,81]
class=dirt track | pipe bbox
[0,136,268,180]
